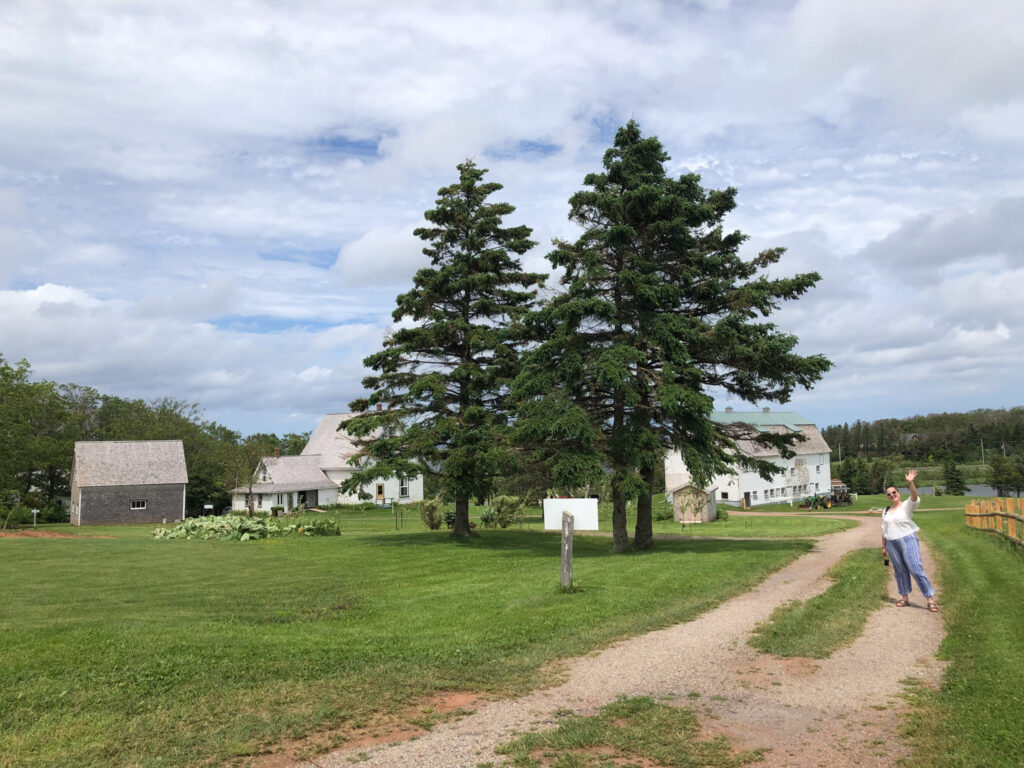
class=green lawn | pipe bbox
[0,528,811,768]
[902,509,1024,767]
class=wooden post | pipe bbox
[560,511,574,588]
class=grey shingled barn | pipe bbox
[70,440,188,525]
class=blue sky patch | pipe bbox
[212,315,338,334]
[308,133,381,157]
[258,248,337,268]
[485,139,562,160]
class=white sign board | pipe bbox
[543,498,599,531]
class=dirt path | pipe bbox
[298,516,946,768]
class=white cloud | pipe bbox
[2,0,1023,434]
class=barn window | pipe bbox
[720,492,729,500]
[130,499,147,510]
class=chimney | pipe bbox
[376,403,383,411]
[762,407,770,413]
[273,447,280,458]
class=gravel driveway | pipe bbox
[301,514,946,768]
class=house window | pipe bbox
[130,499,147,510]
[399,475,410,498]
[816,465,821,473]
[257,493,263,508]
[276,494,282,505]
[721,492,729,500]
[752,490,758,501]
[814,483,819,491]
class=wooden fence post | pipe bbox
[560,511,574,589]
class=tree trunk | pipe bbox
[610,493,626,552]
[633,465,655,550]
[452,496,472,537]
[610,394,629,553]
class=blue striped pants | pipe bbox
[886,533,935,599]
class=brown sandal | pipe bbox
[927,600,939,612]
[895,599,909,607]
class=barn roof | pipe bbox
[713,411,831,457]
[301,412,363,469]
[73,440,188,487]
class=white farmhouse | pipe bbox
[665,408,832,508]
[231,413,424,513]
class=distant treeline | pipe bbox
[1,354,309,521]
[821,408,1024,463]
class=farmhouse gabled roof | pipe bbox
[301,412,363,470]
[231,455,338,494]
[713,411,831,457]
[73,440,188,487]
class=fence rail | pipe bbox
[964,497,1024,545]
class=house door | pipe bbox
[743,492,751,509]
[376,483,385,502]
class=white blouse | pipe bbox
[882,497,921,540]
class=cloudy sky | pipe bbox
[1,0,1021,438]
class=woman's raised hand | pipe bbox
[906,468,918,484]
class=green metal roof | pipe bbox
[711,411,810,433]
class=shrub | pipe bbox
[1,504,33,528]
[270,505,285,516]
[420,499,444,530]
[479,508,497,528]
[443,509,456,529]
[299,517,340,536]
[717,507,730,522]
[153,515,340,540]
[491,495,524,528]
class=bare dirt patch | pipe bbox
[247,691,486,768]
[0,530,113,538]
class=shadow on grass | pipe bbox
[357,528,811,559]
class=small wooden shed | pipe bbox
[70,440,188,525]
[669,483,718,524]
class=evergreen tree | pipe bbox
[942,456,968,495]
[342,161,544,537]
[515,122,830,552]
[987,455,1023,497]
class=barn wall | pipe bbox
[77,483,185,525]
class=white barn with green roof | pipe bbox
[665,408,832,508]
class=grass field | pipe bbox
[902,509,1024,767]
[0,526,812,767]
[6,501,1017,767]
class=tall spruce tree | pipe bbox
[515,122,831,552]
[342,161,544,537]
